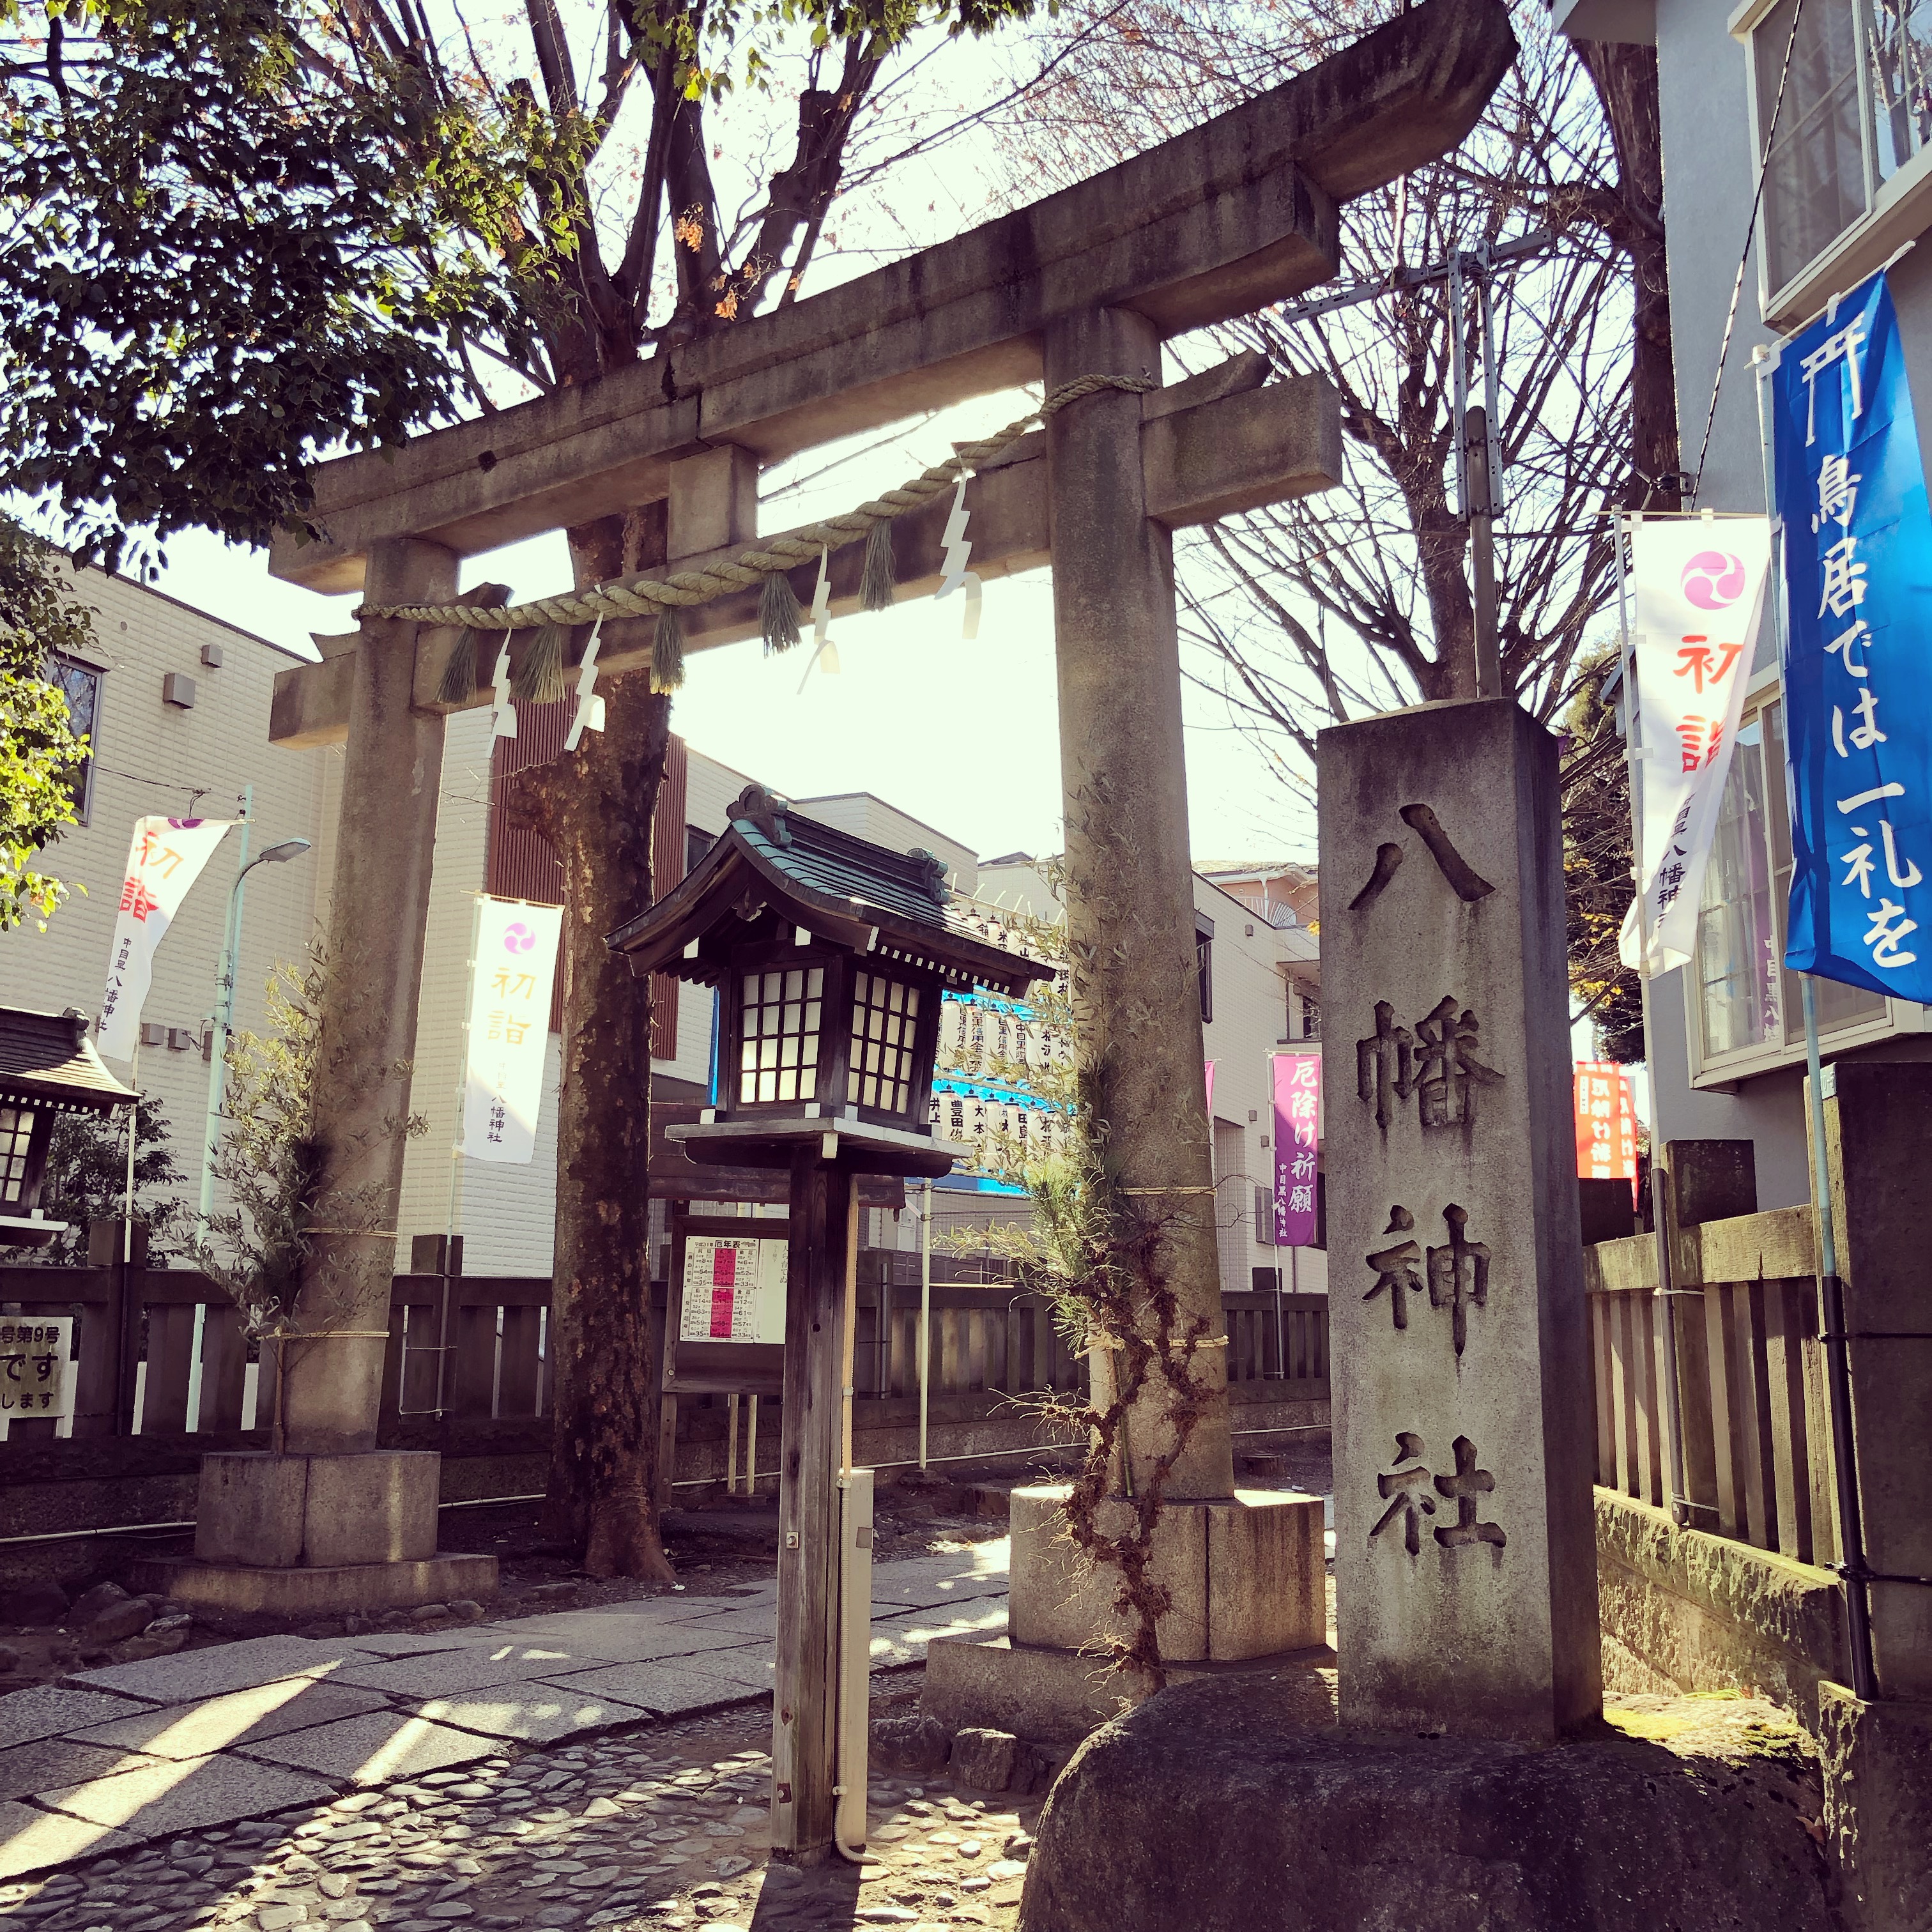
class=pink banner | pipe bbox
[1205,1060,1216,1116]
[1273,1052,1321,1246]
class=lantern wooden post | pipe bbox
[772,1141,850,1855]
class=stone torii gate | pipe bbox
[259,0,1514,1770]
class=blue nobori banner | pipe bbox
[1772,271,1932,1002]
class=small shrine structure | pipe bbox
[0,1006,137,1250]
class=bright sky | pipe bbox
[113,7,1315,876]
[145,427,1311,880]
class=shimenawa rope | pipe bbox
[355,373,1156,642]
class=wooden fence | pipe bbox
[0,1253,1331,1450]
[852,1270,1328,1404]
[0,1259,563,1442]
[1584,1177,1836,1567]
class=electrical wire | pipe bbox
[92,765,211,811]
[1689,0,1806,505]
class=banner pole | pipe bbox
[1615,510,1691,1524]
[123,1042,139,1266]
[1802,973,1877,1699]
[918,1178,932,1472]
[429,893,488,1418]
[199,788,252,1220]
[1754,339,1880,1701]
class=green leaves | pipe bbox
[0,513,90,930]
[0,0,523,566]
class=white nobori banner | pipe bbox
[1620,518,1772,976]
[97,817,235,1060]
[459,897,564,1163]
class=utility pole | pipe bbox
[198,798,312,1218]
[1449,250,1507,700]
[1466,403,1501,698]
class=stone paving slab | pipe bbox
[0,1691,147,1754]
[325,1643,611,1700]
[415,1685,657,1744]
[234,1712,499,1786]
[868,1549,1012,1610]
[866,1604,1008,1668]
[0,1543,1015,1893]
[631,1646,775,1698]
[0,1740,156,1807]
[330,1628,510,1659]
[39,1752,334,1843]
[535,1660,768,1717]
[0,1800,138,1880]
[68,1679,395,1762]
[470,1613,767,1664]
[65,1637,341,1705]
[650,1606,776,1638]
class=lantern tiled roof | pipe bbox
[606,786,1043,999]
[0,1006,139,1114]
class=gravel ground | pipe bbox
[0,1685,1037,1932]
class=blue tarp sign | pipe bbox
[1772,271,1932,1002]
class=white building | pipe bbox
[942,852,1329,1298]
[1552,0,1932,1208]
[0,571,330,1227]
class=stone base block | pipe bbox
[130,1553,496,1620]
[1818,1682,1932,1932]
[195,1450,441,1568]
[1008,1485,1324,1662]
[924,1634,1336,1744]
[1020,1675,1834,1932]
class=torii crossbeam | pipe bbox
[261,0,1514,1857]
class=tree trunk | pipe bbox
[1577,40,1680,511]
[518,509,675,1579]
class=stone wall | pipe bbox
[1595,1487,1848,1729]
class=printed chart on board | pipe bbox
[680,1236,789,1344]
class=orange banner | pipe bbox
[1574,1061,1638,1192]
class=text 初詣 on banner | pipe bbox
[1772,270,1932,1002]
[1619,519,1770,977]
[96,818,235,1061]
[459,897,564,1163]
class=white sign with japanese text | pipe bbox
[458,897,564,1164]
[1620,519,1772,976]
[0,1317,75,1423]
[97,817,235,1061]
[680,1237,789,1344]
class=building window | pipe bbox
[1750,1,1932,297]
[1301,992,1321,1040]
[1197,933,1214,1025]
[848,972,919,1114]
[1871,4,1932,173]
[686,824,717,874]
[45,656,101,824]
[1693,696,1885,1072]
[739,965,823,1105]
[1696,711,1788,1057]
[0,1104,36,1208]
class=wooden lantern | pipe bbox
[608,786,1043,1864]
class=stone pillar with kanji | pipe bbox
[1319,697,1601,1742]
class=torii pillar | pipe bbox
[254,0,1517,1696]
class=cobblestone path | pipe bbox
[0,1548,1016,1932]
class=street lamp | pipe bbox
[198,831,312,1216]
